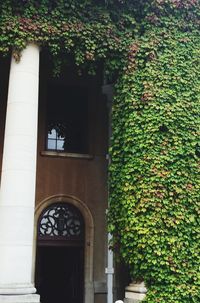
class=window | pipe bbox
[46,84,89,154]
[47,125,65,151]
[38,202,84,241]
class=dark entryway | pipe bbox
[36,246,84,303]
[35,202,85,303]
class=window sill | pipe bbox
[40,150,94,160]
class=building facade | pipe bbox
[0,44,121,303]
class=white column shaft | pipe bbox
[0,44,39,291]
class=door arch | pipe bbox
[34,195,94,303]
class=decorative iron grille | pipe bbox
[38,203,84,241]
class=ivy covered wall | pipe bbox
[109,27,200,303]
[0,1,199,302]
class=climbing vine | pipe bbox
[109,2,200,303]
[0,0,137,76]
[0,1,200,302]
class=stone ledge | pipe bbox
[124,299,142,303]
[41,150,93,159]
[125,282,147,294]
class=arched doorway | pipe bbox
[35,202,85,303]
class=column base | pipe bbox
[124,281,147,303]
[0,294,40,303]
[0,284,37,295]
[124,294,146,303]
[0,284,40,303]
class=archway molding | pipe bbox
[34,194,94,303]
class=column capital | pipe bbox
[12,43,40,63]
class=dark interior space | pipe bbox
[35,246,84,303]
[46,84,89,154]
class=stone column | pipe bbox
[0,44,40,302]
[124,281,147,303]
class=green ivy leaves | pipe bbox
[0,0,138,76]
[0,1,200,302]
[109,27,200,303]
